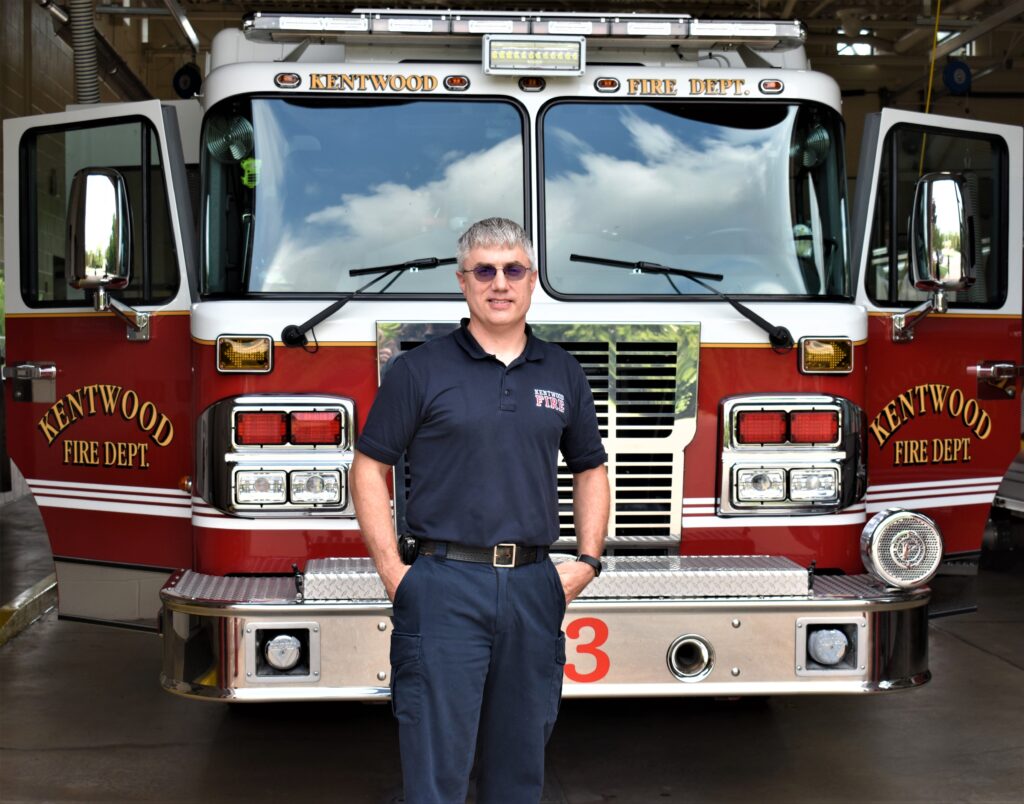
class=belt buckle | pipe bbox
[492,543,517,568]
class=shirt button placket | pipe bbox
[500,369,516,412]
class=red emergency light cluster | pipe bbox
[736,410,839,445]
[236,411,342,446]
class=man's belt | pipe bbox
[418,540,548,568]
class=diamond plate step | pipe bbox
[300,554,810,601]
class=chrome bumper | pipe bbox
[159,557,930,702]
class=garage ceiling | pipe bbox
[82,0,1024,100]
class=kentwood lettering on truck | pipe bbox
[869,384,993,447]
[3,7,1021,706]
[308,73,438,92]
[37,384,175,447]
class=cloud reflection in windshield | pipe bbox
[545,107,803,295]
[250,137,522,293]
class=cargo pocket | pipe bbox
[544,633,567,742]
[390,632,423,725]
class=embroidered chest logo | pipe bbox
[534,389,566,413]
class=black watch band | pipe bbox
[576,554,603,577]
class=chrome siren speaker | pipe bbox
[861,508,943,589]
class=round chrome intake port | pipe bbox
[667,635,714,682]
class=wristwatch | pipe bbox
[576,554,603,577]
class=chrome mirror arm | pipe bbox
[94,287,151,342]
[891,288,947,343]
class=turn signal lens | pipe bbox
[594,77,620,92]
[236,412,288,445]
[218,335,272,373]
[789,411,840,443]
[800,338,853,374]
[736,411,787,444]
[290,411,342,445]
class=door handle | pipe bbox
[970,362,1024,380]
[2,362,58,381]
[1,361,57,403]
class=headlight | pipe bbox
[735,468,786,501]
[234,470,287,504]
[789,467,839,502]
[861,508,943,588]
[289,471,342,504]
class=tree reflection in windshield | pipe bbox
[543,102,848,297]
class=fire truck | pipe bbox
[3,8,1021,701]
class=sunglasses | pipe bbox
[461,262,532,282]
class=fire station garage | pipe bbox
[2,1,1023,802]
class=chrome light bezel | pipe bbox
[719,395,865,515]
[861,508,943,589]
[197,395,356,518]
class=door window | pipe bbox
[866,125,1007,308]
[20,119,180,307]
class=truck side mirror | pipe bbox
[67,168,132,291]
[65,168,150,341]
[908,171,976,292]
[893,172,977,343]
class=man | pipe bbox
[351,217,609,804]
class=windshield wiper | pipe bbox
[569,254,794,351]
[281,257,456,348]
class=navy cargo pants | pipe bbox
[390,547,567,804]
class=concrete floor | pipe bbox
[1,497,1022,803]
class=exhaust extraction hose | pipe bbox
[69,0,100,104]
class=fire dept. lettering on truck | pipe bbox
[308,73,438,92]
[869,383,992,466]
[624,78,748,96]
[36,385,174,469]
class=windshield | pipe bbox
[202,98,525,296]
[542,101,849,298]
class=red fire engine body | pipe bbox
[3,9,1021,700]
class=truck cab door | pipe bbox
[2,101,197,629]
[852,109,1022,612]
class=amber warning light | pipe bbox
[800,338,853,374]
[218,335,272,373]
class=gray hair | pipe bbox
[456,218,536,270]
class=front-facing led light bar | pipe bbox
[484,34,585,76]
[218,335,273,373]
[235,470,288,504]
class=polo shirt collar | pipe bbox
[454,318,545,363]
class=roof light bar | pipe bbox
[243,10,804,51]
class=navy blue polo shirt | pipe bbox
[356,319,607,548]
